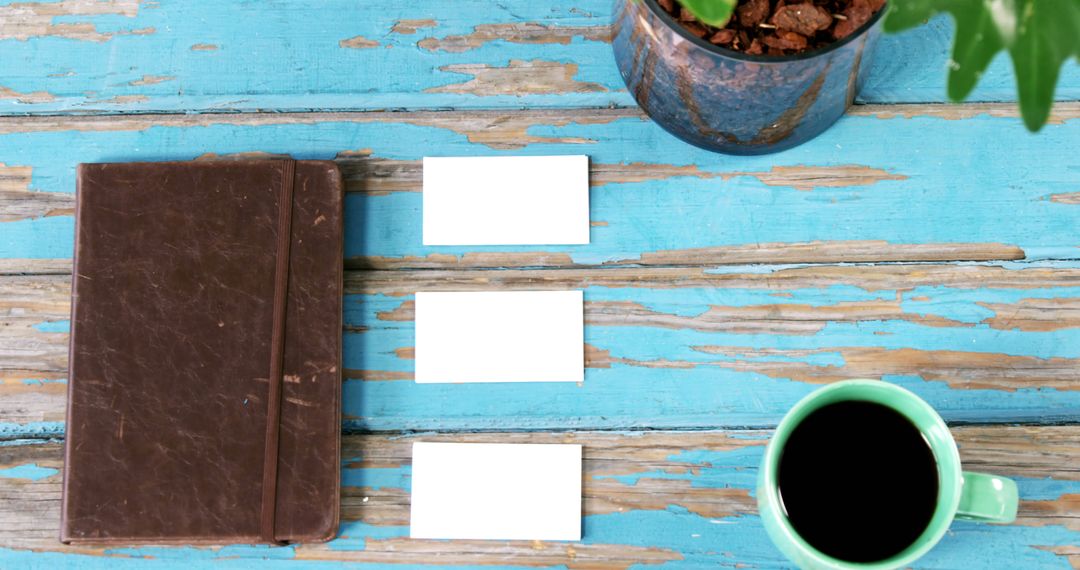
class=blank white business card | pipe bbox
[414,290,584,384]
[422,155,590,245]
[410,442,582,541]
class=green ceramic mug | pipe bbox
[757,380,1018,569]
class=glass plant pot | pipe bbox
[612,0,885,154]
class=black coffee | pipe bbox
[777,400,939,563]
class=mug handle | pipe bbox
[956,472,1018,523]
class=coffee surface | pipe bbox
[777,400,939,562]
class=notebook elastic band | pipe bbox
[260,159,296,544]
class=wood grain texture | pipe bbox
[3,262,1079,434]
[1,2,1077,566]
[0,1,1078,114]
[2,104,1080,270]
[0,427,1076,568]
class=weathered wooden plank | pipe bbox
[0,258,71,276]
[0,427,1076,568]
[0,1,1077,114]
[4,262,1079,435]
[1,104,1080,271]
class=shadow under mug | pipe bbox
[757,380,1018,570]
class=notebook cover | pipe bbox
[61,160,343,544]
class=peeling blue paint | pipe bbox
[104,545,296,561]
[0,2,1076,567]
[325,521,406,552]
[1013,477,1080,502]
[332,280,1080,431]
[346,368,1080,432]
[606,284,895,315]
[2,112,1080,266]
[594,446,762,489]
[11,272,1080,436]
[0,438,1076,567]
[31,320,70,333]
[341,465,411,491]
[20,378,66,386]
[2,1,1077,115]
[0,217,74,259]
[0,463,58,481]
[0,422,65,439]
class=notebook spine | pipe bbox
[59,165,89,543]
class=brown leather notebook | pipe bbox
[61,160,343,544]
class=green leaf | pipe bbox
[1010,0,1080,130]
[882,0,939,31]
[678,0,738,28]
[945,0,1005,101]
[884,0,1080,132]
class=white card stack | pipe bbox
[422,155,590,246]
[410,442,582,541]
[414,290,584,384]
[412,155,589,542]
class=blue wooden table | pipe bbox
[1,1,1078,568]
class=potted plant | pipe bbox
[612,0,1080,155]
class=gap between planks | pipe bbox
[7,421,1080,445]
[9,258,1080,278]
[0,100,1075,121]
[0,101,1079,128]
